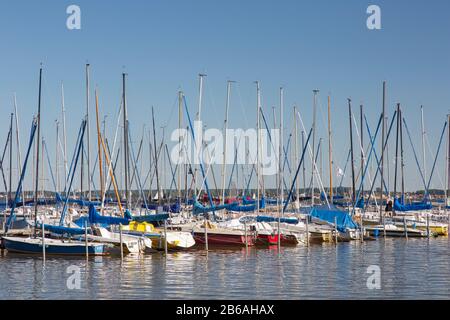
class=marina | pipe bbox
[1,1,450,302]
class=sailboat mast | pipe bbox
[311,90,319,206]
[279,87,284,221]
[348,98,356,204]
[8,113,13,206]
[221,81,233,205]
[33,66,42,238]
[122,73,130,209]
[445,113,450,208]
[85,64,91,201]
[256,81,261,213]
[400,106,405,199]
[95,90,104,205]
[196,74,206,198]
[328,96,333,202]
[61,83,68,193]
[380,81,386,221]
[360,104,364,204]
[55,120,59,194]
[178,91,183,202]
[13,94,24,205]
[152,107,161,206]
[421,105,427,183]
[294,106,299,204]
[393,103,401,210]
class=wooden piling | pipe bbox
[403,217,408,239]
[163,220,168,255]
[334,216,338,244]
[42,222,45,261]
[85,220,88,259]
[119,223,124,260]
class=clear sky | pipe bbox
[0,0,450,193]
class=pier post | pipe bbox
[360,214,364,243]
[305,215,309,247]
[164,220,168,255]
[85,220,88,259]
[42,222,45,261]
[119,223,123,261]
[426,214,430,238]
[334,216,338,244]
[382,215,386,238]
[204,217,209,251]
[244,220,248,249]
[403,217,408,240]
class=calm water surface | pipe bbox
[1,238,449,299]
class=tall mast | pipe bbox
[380,81,386,221]
[178,91,183,202]
[421,105,427,183]
[311,90,319,206]
[122,72,130,209]
[400,106,405,199]
[152,107,161,205]
[302,130,306,193]
[56,120,59,194]
[95,89,104,208]
[328,96,333,202]
[85,64,91,201]
[294,106,299,204]
[360,104,364,204]
[445,114,450,208]
[13,94,24,205]
[279,87,284,218]
[255,81,261,213]
[61,83,68,193]
[393,103,401,210]
[195,74,206,198]
[348,98,356,204]
[33,66,42,237]
[8,113,13,206]
[221,81,233,205]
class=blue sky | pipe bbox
[0,0,450,192]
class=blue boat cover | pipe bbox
[87,205,131,225]
[256,215,299,224]
[309,205,359,232]
[393,198,432,212]
[56,193,102,207]
[228,198,266,212]
[142,202,181,213]
[132,213,170,223]
[193,200,233,215]
[39,223,86,235]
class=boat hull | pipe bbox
[193,232,255,246]
[2,237,107,256]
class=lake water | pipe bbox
[1,238,449,299]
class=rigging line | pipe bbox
[425,121,447,197]
[296,110,330,208]
[402,117,428,191]
[424,130,445,190]
[101,97,123,209]
[42,139,57,192]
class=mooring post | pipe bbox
[119,223,124,260]
[244,220,248,249]
[85,220,88,259]
[164,220,168,255]
[42,221,45,261]
[334,216,338,244]
[426,214,430,238]
[305,215,309,247]
[204,216,209,251]
[403,216,408,239]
